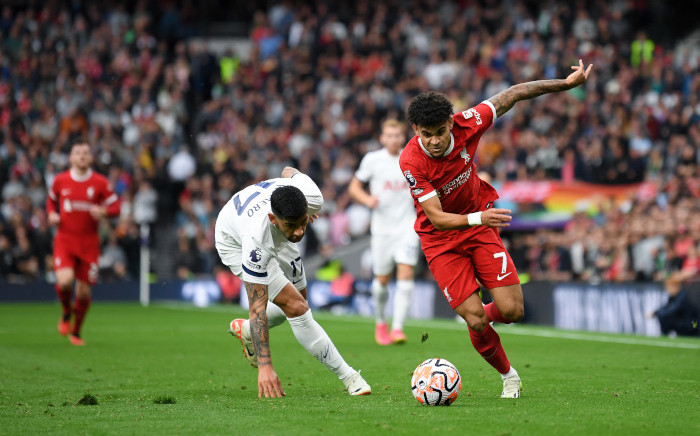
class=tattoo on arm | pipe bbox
[489,79,570,117]
[245,281,272,366]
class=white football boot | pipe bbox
[343,371,371,396]
[501,375,523,398]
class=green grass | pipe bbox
[0,303,698,435]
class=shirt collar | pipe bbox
[418,133,455,158]
[69,168,92,182]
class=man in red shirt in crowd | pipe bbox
[400,60,593,398]
[46,142,120,346]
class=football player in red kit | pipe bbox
[46,143,120,346]
[400,60,593,398]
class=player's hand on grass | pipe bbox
[48,212,60,225]
[480,208,512,228]
[258,365,286,398]
[565,59,593,88]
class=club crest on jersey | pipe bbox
[404,170,417,188]
[249,248,262,263]
[460,148,471,165]
[87,186,94,199]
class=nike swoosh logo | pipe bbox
[292,279,303,284]
[497,272,512,281]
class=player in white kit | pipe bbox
[348,120,420,345]
[215,166,371,398]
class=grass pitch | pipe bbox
[0,302,698,435]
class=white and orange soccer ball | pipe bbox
[411,358,462,406]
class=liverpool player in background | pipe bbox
[400,60,593,398]
[46,142,120,346]
[348,120,419,345]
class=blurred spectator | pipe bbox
[649,244,700,336]
[0,0,697,287]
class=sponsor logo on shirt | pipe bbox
[441,168,472,196]
[62,199,95,212]
[249,248,262,263]
[403,170,417,188]
[462,108,482,125]
[383,180,408,191]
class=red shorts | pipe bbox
[53,233,100,285]
[424,226,520,309]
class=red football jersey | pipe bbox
[46,168,119,238]
[399,101,499,243]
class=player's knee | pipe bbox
[375,275,390,286]
[56,279,72,291]
[283,298,309,318]
[504,304,524,322]
[466,315,490,332]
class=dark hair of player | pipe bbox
[271,185,308,221]
[406,91,454,127]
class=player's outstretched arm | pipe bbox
[245,281,286,398]
[348,177,378,209]
[489,59,593,118]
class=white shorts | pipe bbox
[370,231,420,276]
[215,231,307,302]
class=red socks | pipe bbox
[56,285,72,319]
[72,297,91,336]
[469,324,511,374]
[484,302,511,324]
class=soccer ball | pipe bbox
[411,358,462,406]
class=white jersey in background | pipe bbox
[355,148,417,236]
[215,173,323,299]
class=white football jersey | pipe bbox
[355,148,417,236]
[215,173,323,285]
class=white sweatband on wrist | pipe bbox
[467,212,482,226]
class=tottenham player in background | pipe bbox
[348,120,419,345]
[400,60,593,398]
[47,142,120,346]
[216,167,371,398]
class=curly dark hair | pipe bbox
[271,185,308,221]
[406,91,454,127]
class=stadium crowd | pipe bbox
[0,0,698,287]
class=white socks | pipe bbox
[241,302,287,341]
[372,278,388,324]
[287,309,354,381]
[265,302,287,328]
[391,280,413,332]
[501,366,519,380]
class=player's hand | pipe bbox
[257,365,285,398]
[48,212,60,226]
[89,205,106,219]
[308,213,319,224]
[366,196,379,209]
[480,208,512,228]
[565,59,593,88]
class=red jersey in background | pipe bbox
[46,168,120,283]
